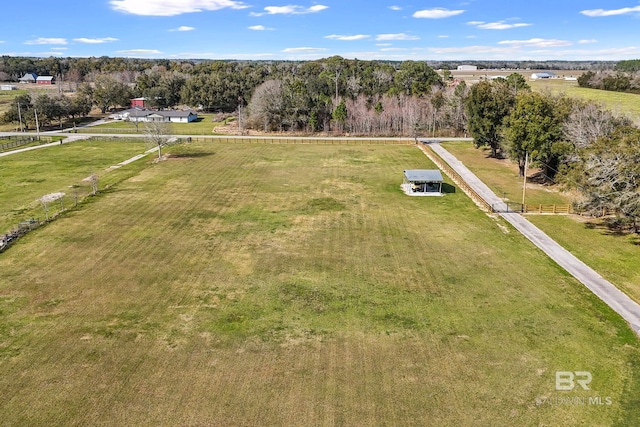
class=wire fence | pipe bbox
[0,136,53,151]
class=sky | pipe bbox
[2,0,640,61]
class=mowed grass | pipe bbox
[0,138,149,232]
[529,215,640,304]
[531,79,640,121]
[440,141,570,205]
[0,142,639,426]
[440,140,640,305]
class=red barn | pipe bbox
[131,97,148,108]
[36,76,55,85]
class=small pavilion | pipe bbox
[403,170,444,196]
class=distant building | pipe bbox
[457,65,478,71]
[18,73,37,83]
[111,108,198,123]
[1,85,17,91]
[530,72,557,80]
[36,76,55,85]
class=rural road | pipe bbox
[422,139,640,336]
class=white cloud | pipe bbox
[24,37,67,45]
[110,0,248,16]
[579,39,598,44]
[281,47,328,53]
[581,6,640,17]
[251,4,328,16]
[389,5,401,11]
[73,37,119,44]
[380,47,408,52]
[376,33,419,41]
[437,35,449,39]
[170,26,195,32]
[413,8,465,19]
[38,51,64,56]
[117,49,163,56]
[498,38,572,48]
[325,34,370,41]
[376,43,392,46]
[469,21,531,30]
[248,25,273,31]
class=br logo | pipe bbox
[555,371,592,391]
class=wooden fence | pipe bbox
[419,144,493,212]
[182,136,414,145]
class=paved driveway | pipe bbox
[424,140,640,335]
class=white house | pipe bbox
[530,72,557,80]
[457,65,478,71]
[1,84,17,91]
[111,108,198,123]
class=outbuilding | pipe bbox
[457,65,478,71]
[1,85,17,91]
[403,170,444,196]
[131,97,148,108]
[36,76,55,85]
[18,73,37,83]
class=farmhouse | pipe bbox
[402,169,444,196]
[111,107,198,123]
[18,73,37,83]
[1,84,17,91]
[36,76,55,85]
[457,65,478,71]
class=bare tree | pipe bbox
[144,120,174,159]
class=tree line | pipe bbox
[465,76,639,233]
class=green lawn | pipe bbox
[0,138,150,232]
[440,141,570,205]
[0,142,638,426]
[440,140,640,305]
[529,215,640,305]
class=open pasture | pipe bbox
[0,138,149,232]
[0,142,638,426]
[530,79,640,121]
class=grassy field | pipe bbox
[529,215,640,304]
[0,141,638,426]
[440,141,570,206]
[531,79,640,121]
[0,138,150,232]
[79,113,226,135]
[440,140,640,305]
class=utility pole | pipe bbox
[521,151,529,206]
[17,102,24,132]
[34,108,40,140]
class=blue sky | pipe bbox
[2,0,640,60]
